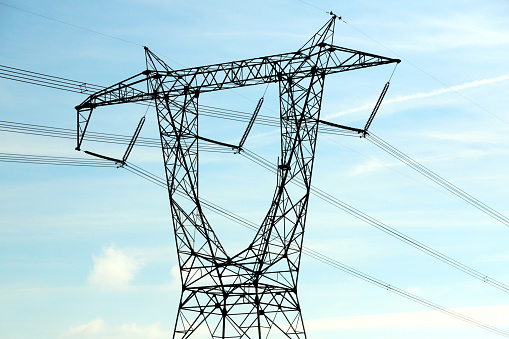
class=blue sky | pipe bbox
[1,0,509,338]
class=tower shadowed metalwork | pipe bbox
[76,16,399,339]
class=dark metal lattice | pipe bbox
[76,16,399,339]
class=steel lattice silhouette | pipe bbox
[76,16,399,339]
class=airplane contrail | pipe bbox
[324,75,509,120]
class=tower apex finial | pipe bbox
[327,11,341,20]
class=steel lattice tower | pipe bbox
[76,16,399,339]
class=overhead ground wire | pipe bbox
[0,2,183,67]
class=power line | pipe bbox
[0,64,104,94]
[2,149,509,336]
[4,113,509,316]
[0,152,115,167]
[0,92,505,333]
[5,117,509,297]
[367,132,509,227]
[3,52,509,300]
[0,119,231,153]
[2,148,506,336]
[3,115,509,293]
[0,118,357,157]
[240,148,509,295]
[121,161,509,338]
[3,65,509,290]
[323,134,446,195]
[0,65,362,138]
[3,7,507,334]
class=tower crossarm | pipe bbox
[75,71,151,109]
[76,45,399,110]
[75,45,398,151]
[154,44,400,96]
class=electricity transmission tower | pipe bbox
[76,15,399,339]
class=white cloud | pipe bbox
[88,245,141,288]
[349,157,402,176]
[306,304,509,331]
[169,264,181,290]
[120,322,171,338]
[63,318,104,337]
[324,75,509,120]
[62,319,171,339]
[170,264,180,280]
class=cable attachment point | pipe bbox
[327,11,341,20]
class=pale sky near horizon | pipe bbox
[1,1,509,338]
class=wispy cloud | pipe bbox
[427,13,509,49]
[349,148,506,177]
[325,75,509,120]
[349,157,402,176]
[380,10,509,52]
[418,131,501,144]
[63,318,104,337]
[475,253,509,264]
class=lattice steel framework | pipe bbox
[76,16,399,339]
